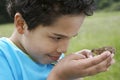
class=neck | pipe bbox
[9,30,27,54]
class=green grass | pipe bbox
[0,11,120,80]
[0,23,14,37]
[67,11,120,80]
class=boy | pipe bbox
[0,0,114,80]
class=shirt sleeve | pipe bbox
[0,51,14,80]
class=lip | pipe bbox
[48,55,60,61]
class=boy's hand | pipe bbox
[48,50,114,80]
[75,49,93,58]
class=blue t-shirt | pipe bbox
[0,37,64,80]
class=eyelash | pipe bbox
[51,37,62,41]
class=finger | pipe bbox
[110,54,115,65]
[101,54,115,67]
[78,51,111,68]
[83,55,112,76]
[75,49,93,58]
[86,51,93,58]
[66,53,86,60]
[111,59,115,65]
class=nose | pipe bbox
[57,40,70,53]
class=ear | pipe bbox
[14,13,26,34]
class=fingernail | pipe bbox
[106,52,111,57]
[89,55,93,58]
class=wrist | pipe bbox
[47,70,68,80]
[47,72,62,80]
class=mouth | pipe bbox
[47,54,60,61]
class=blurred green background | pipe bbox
[0,0,120,80]
[68,11,120,80]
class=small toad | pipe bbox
[91,46,116,55]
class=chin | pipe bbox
[38,59,56,64]
[45,60,57,64]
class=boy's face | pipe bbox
[18,14,85,64]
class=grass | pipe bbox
[0,23,14,37]
[0,11,120,80]
[67,11,120,80]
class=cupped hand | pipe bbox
[48,51,114,80]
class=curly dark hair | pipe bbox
[7,0,95,30]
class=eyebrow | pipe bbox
[53,33,78,38]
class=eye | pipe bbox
[50,36,62,41]
[54,37,62,40]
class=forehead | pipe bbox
[53,14,85,26]
[33,14,85,37]
[49,15,85,33]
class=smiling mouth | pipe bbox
[47,55,60,61]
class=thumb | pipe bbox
[65,53,86,60]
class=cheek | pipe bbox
[26,39,58,54]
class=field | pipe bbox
[0,11,120,80]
